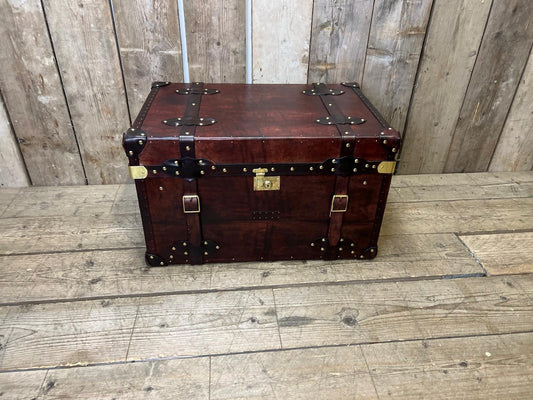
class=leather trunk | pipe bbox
[123,82,401,266]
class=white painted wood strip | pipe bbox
[0,233,482,304]
[252,0,314,83]
[185,0,246,83]
[307,0,373,84]
[489,48,533,172]
[42,0,130,184]
[0,0,85,186]
[112,0,184,117]
[0,96,29,187]
[362,332,533,400]
[460,232,533,276]
[399,0,493,174]
[274,275,533,348]
[362,0,433,132]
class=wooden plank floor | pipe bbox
[0,172,532,399]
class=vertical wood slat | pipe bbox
[253,0,314,83]
[185,0,246,83]
[0,94,29,187]
[444,0,533,173]
[398,0,492,174]
[308,0,374,84]
[42,0,130,184]
[361,0,433,133]
[489,47,533,172]
[112,0,184,117]
[0,0,85,186]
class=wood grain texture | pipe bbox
[40,358,209,399]
[460,232,533,276]
[0,369,47,400]
[362,0,433,132]
[399,0,492,174]
[445,0,533,172]
[381,198,533,235]
[252,0,314,83]
[0,188,20,218]
[0,233,482,304]
[211,346,377,399]
[0,95,29,187]
[362,332,533,400]
[307,0,373,84]
[185,0,246,83]
[113,0,184,117]
[0,0,85,186]
[42,0,130,184]
[274,275,533,348]
[489,48,533,172]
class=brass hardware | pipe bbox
[128,151,133,156]
[253,168,280,191]
[363,181,367,185]
[182,195,200,213]
[160,262,164,266]
[159,186,163,191]
[169,255,174,259]
[175,171,180,176]
[330,194,349,214]
[129,165,148,180]
[172,247,176,251]
[290,167,294,171]
[377,161,397,174]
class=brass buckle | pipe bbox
[182,195,200,213]
[330,194,348,214]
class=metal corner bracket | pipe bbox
[129,165,148,180]
[377,161,396,174]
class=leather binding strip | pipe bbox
[341,82,389,128]
[307,83,365,252]
[175,82,208,264]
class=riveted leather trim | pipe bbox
[145,252,166,267]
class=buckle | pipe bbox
[182,195,201,213]
[330,194,348,214]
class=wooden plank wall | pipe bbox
[0,0,532,187]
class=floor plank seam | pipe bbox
[457,228,533,236]
[2,329,532,374]
[271,288,284,349]
[0,246,145,257]
[0,272,489,308]
[455,233,488,275]
[359,346,382,400]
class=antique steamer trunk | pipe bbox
[123,82,401,266]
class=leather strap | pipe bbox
[310,83,360,250]
[179,82,205,264]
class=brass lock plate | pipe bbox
[253,168,280,191]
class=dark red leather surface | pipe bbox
[130,83,400,265]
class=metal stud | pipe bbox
[354,159,359,164]
[211,166,216,170]
[360,255,364,259]
[174,161,178,165]
[310,243,315,247]
[215,245,220,250]
[150,255,154,259]
[316,119,320,122]
[271,167,275,172]
[223,168,227,173]
[392,148,397,153]
[370,249,375,253]
[340,238,344,242]
[159,186,163,191]
[328,103,332,106]
[138,140,143,145]
[372,165,376,169]
[319,165,324,170]
[162,166,167,171]
[347,116,351,119]
[351,243,355,247]
[184,251,188,255]
[200,118,204,121]
[163,120,168,123]
[198,160,204,165]
[204,241,208,245]
[326,117,330,120]
[380,131,385,135]
[183,242,187,246]
[331,168,335,172]
[175,171,180,176]
[365,164,369,168]
[192,103,196,106]
[363,181,367,185]
[243,168,247,172]
[172,246,176,251]
[185,131,190,135]
[353,168,357,172]
[186,146,191,151]
[322,238,326,242]
[160,262,164,266]
[361,119,366,122]
[169,255,174,259]
[339,247,343,251]
[128,151,133,156]
[345,131,349,135]
[200,171,205,175]
[346,143,350,148]
[290,167,294,171]
[332,159,337,164]
[204,251,208,256]
[351,250,355,254]
[309,167,314,171]
[320,247,325,251]
[383,140,388,144]
[388,127,393,130]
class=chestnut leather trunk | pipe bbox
[123,82,400,266]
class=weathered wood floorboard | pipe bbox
[2,332,532,400]
[460,232,533,276]
[1,275,531,371]
[0,233,482,304]
[274,275,533,349]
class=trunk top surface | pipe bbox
[136,83,400,165]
